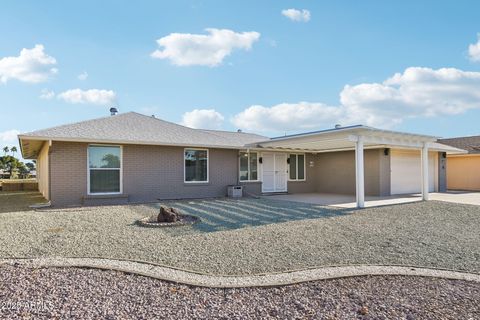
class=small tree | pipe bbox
[3,146,9,156]
[26,162,35,171]
[11,146,17,157]
[18,163,29,179]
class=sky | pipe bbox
[1,0,480,158]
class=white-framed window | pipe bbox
[289,153,305,181]
[184,148,209,183]
[87,145,122,195]
[239,151,258,181]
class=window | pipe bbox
[88,145,121,194]
[239,152,258,181]
[184,149,208,182]
[289,154,305,181]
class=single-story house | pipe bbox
[438,135,480,191]
[18,111,464,208]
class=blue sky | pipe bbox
[1,0,480,155]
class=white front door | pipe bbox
[261,153,288,193]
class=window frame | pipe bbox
[238,151,259,182]
[288,153,306,182]
[184,148,209,184]
[87,144,123,195]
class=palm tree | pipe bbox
[3,146,9,156]
[11,146,17,158]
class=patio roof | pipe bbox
[247,125,466,154]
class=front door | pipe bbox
[261,153,288,193]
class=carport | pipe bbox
[248,125,465,208]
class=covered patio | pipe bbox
[248,125,465,208]
[263,192,424,208]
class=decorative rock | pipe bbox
[158,206,179,223]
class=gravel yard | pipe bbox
[1,264,479,320]
[0,198,479,275]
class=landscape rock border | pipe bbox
[135,214,200,228]
[1,257,479,288]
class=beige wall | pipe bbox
[36,141,50,200]
[287,153,318,194]
[314,149,388,196]
[447,155,480,191]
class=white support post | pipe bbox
[421,143,429,201]
[355,136,365,208]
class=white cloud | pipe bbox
[0,44,57,84]
[232,67,480,133]
[181,109,225,129]
[232,102,342,132]
[340,67,480,126]
[78,71,88,80]
[0,129,20,144]
[468,34,480,62]
[39,89,55,100]
[151,28,261,66]
[281,9,311,22]
[57,88,116,105]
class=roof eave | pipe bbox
[17,135,251,150]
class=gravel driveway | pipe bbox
[0,198,479,275]
[1,264,479,320]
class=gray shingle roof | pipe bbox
[20,112,268,149]
[438,136,480,154]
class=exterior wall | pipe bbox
[287,153,318,194]
[123,145,237,202]
[47,140,442,206]
[48,141,239,207]
[379,149,391,196]
[49,141,88,207]
[240,181,262,196]
[446,155,480,191]
[314,149,386,196]
[36,141,50,200]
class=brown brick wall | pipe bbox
[49,141,88,207]
[49,141,239,206]
[123,145,238,202]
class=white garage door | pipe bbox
[391,149,437,195]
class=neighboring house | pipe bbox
[0,169,10,179]
[438,135,480,191]
[18,112,463,208]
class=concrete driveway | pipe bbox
[430,191,480,206]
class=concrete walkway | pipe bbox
[2,258,479,288]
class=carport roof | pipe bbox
[247,125,466,154]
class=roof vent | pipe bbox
[237,129,242,133]
[334,124,341,129]
[109,107,118,116]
